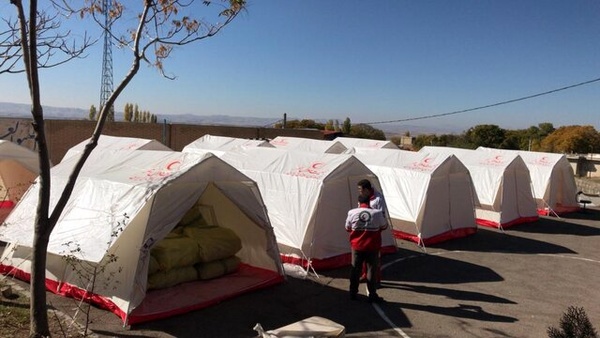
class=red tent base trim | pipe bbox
[280,244,398,271]
[537,206,581,216]
[476,216,539,229]
[0,263,284,325]
[0,200,15,208]
[392,227,477,246]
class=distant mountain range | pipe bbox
[0,102,460,136]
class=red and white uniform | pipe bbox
[345,206,388,251]
[369,190,387,218]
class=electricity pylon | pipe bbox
[99,0,114,121]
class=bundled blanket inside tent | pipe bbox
[147,204,243,289]
[0,149,284,325]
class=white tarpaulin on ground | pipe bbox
[477,147,579,215]
[254,316,345,338]
[420,146,538,228]
[348,147,478,245]
[0,149,284,324]
[183,145,397,270]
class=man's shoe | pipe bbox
[368,295,385,303]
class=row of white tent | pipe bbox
[266,135,579,230]
[0,135,580,325]
[0,136,401,324]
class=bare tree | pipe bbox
[1,1,246,336]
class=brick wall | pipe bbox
[0,117,324,164]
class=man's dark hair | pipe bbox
[357,179,373,190]
[358,194,371,205]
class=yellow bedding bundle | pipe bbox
[147,213,243,290]
[183,225,242,263]
[148,266,198,290]
[150,236,200,271]
[195,256,241,280]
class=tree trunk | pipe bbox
[30,223,51,338]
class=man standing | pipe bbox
[357,179,386,216]
[357,179,387,284]
[345,194,388,303]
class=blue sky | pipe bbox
[0,0,599,133]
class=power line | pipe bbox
[362,76,600,125]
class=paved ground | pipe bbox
[7,206,600,338]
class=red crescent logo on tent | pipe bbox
[306,162,324,174]
[166,161,181,170]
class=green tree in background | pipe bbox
[342,117,352,134]
[123,103,133,122]
[349,123,386,140]
[275,119,324,129]
[539,122,556,137]
[464,124,506,149]
[388,121,600,154]
[325,119,334,131]
[123,103,156,123]
[499,130,521,149]
[89,105,97,121]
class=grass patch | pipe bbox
[0,279,87,337]
[0,282,32,337]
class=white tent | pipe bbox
[269,136,348,154]
[183,145,397,270]
[350,147,478,245]
[0,140,40,222]
[0,149,284,325]
[335,137,400,150]
[183,134,274,152]
[420,146,538,228]
[477,147,579,215]
[61,135,171,162]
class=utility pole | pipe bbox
[99,0,114,121]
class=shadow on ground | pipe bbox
[395,302,518,323]
[378,282,515,305]
[320,248,503,285]
[428,226,576,254]
[125,276,410,338]
[509,213,600,236]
